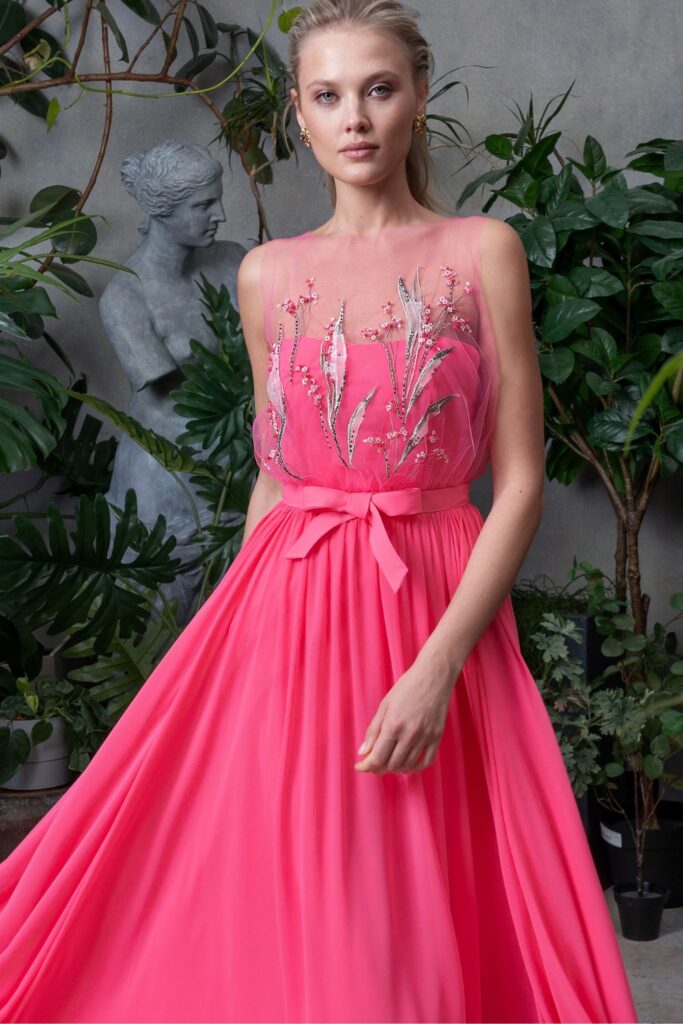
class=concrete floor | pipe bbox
[1,787,682,1022]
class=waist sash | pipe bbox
[281,481,471,593]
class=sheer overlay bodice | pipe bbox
[253,216,498,492]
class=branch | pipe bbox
[0,4,58,59]
[160,0,188,77]
[547,382,626,517]
[635,452,661,521]
[127,3,184,73]
[70,0,95,72]
[36,2,114,278]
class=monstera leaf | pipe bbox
[0,490,180,653]
[64,598,178,718]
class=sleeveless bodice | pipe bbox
[252,215,498,492]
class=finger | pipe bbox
[357,701,387,757]
[384,737,421,774]
[382,737,419,774]
[399,740,428,774]
[415,741,440,770]
[355,734,398,773]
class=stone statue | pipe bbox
[99,139,247,625]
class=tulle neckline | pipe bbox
[299,215,456,241]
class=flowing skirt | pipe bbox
[0,500,638,1022]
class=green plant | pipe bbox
[529,564,683,896]
[1,275,259,730]
[0,193,137,472]
[462,90,683,636]
[530,611,606,798]
[0,673,112,782]
[589,586,683,895]
[511,566,609,678]
[0,0,296,241]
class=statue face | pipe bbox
[159,177,226,246]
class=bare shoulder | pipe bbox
[477,214,526,269]
[237,240,282,358]
[472,215,535,371]
[236,241,264,290]
[474,215,529,303]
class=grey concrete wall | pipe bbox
[2,0,681,627]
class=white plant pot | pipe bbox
[0,714,74,790]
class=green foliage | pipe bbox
[526,562,683,889]
[0,193,136,472]
[530,612,604,797]
[0,249,261,792]
[0,490,180,654]
[0,674,113,782]
[463,121,683,491]
[461,91,683,631]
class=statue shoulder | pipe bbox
[99,268,150,322]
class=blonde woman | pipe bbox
[0,2,638,1021]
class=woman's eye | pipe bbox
[314,84,393,103]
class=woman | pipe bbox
[0,1,639,1021]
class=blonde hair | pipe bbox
[285,0,449,213]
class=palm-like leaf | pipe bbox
[0,348,67,471]
[0,490,180,653]
[64,602,177,718]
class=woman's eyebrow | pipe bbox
[306,69,400,90]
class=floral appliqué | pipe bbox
[262,265,473,481]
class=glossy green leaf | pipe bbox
[541,298,600,344]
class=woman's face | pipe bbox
[291,27,427,188]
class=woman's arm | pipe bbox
[354,216,546,775]
[242,470,283,546]
[236,243,283,548]
[416,216,545,679]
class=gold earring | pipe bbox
[299,125,311,147]
[414,111,427,135]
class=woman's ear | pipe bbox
[290,87,303,129]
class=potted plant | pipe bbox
[527,607,616,887]
[0,199,244,740]
[528,580,683,940]
[0,674,111,789]
[589,583,683,939]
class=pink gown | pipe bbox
[0,215,638,1023]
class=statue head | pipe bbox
[120,139,226,246]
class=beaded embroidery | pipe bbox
[262,263,474,481]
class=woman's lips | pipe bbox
[341,146,378,159]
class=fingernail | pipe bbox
[358,740,367,754]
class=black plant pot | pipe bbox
[613,881,670,940]
[600,817,683,907]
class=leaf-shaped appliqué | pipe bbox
[321,300,348,425]
[406,345,458,415]
[396,395,457,469]
[266,338,286,421]
[347,386,378,465]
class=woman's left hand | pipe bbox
[354,654,461,775]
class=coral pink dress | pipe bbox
[0,215,638,1022]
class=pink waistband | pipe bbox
[281,481,471,593]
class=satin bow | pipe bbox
[281,481,470,593]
